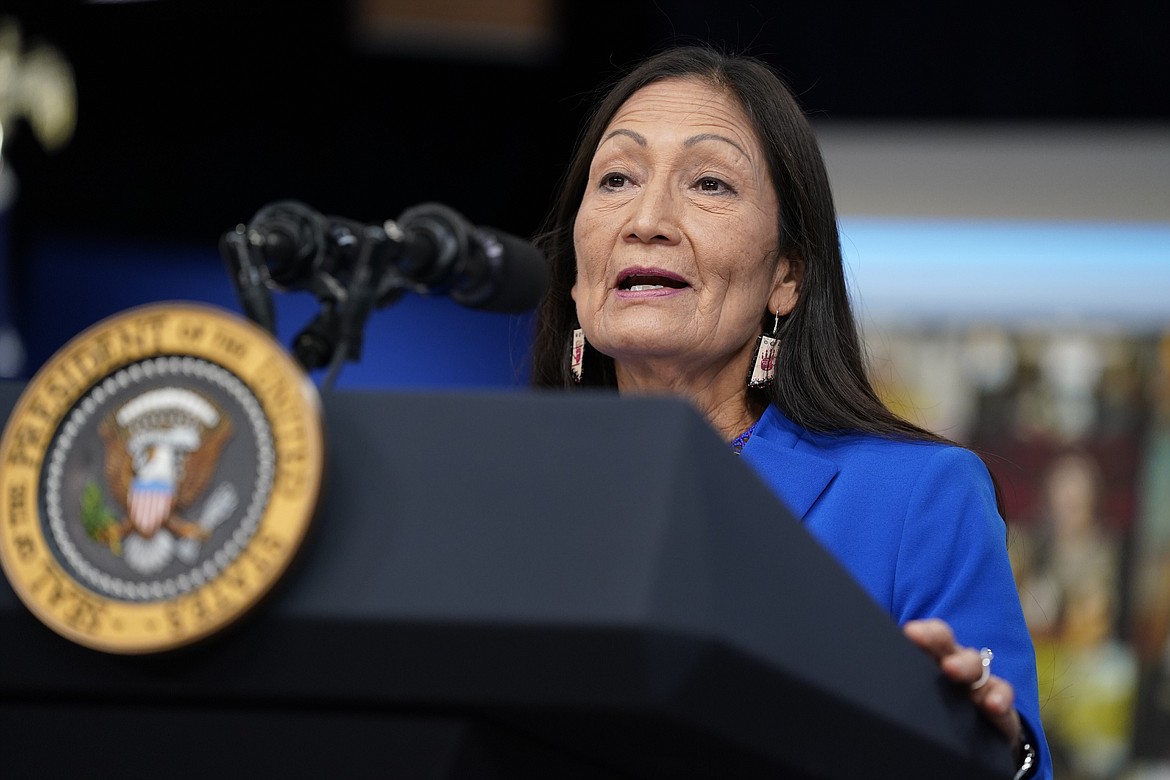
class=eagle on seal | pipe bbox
[98,387,233,544]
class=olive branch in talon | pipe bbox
[80,480,122,556]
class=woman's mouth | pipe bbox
[616,269,689,293]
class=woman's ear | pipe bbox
[769,257,803,316]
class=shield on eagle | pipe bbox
[128,477,174,538]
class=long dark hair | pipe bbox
[530,46,946,445]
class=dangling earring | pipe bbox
[747,311,781,389]
[570,328,586,384]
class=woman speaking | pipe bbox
[531,46,1049,779]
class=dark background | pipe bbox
[5,0,1168,244]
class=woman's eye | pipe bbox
[697,176,732,193]
[601,173,628,189]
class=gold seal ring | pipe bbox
[0,302,324,654]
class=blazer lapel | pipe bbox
[741,410,839,521]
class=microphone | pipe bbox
[244,200,328,290]
[389,202,549,314]
[242,200,366,300]
[222,200,548,379]
[238,200,548,315]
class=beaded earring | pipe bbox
[747,312,781,389]
[570,328,586,384]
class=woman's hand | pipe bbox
[902,618,1022,746]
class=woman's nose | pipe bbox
[625,180,680,244]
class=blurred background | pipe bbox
[1,1,1167,776]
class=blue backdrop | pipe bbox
[20,235,537,390]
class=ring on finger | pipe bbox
[970,647,993,690]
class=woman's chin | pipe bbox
[593,329,693,363]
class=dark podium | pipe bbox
[0,382,1011,779]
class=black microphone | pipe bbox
[243,200,334,291]
[222,199,548,380]
[391,202,549,314]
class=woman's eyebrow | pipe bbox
[600,128,647,146]
[684,132,748,158]
[598,128,750,160]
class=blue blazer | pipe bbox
[742,404,1051,779]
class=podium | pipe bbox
[0,381,1012,778]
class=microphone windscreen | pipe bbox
[465,229,550,313]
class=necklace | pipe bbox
[730,419,759,454]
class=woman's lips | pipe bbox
[614,285,687,299]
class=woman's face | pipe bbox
[572,77,798,381]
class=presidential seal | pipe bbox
[0,303,324,653]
